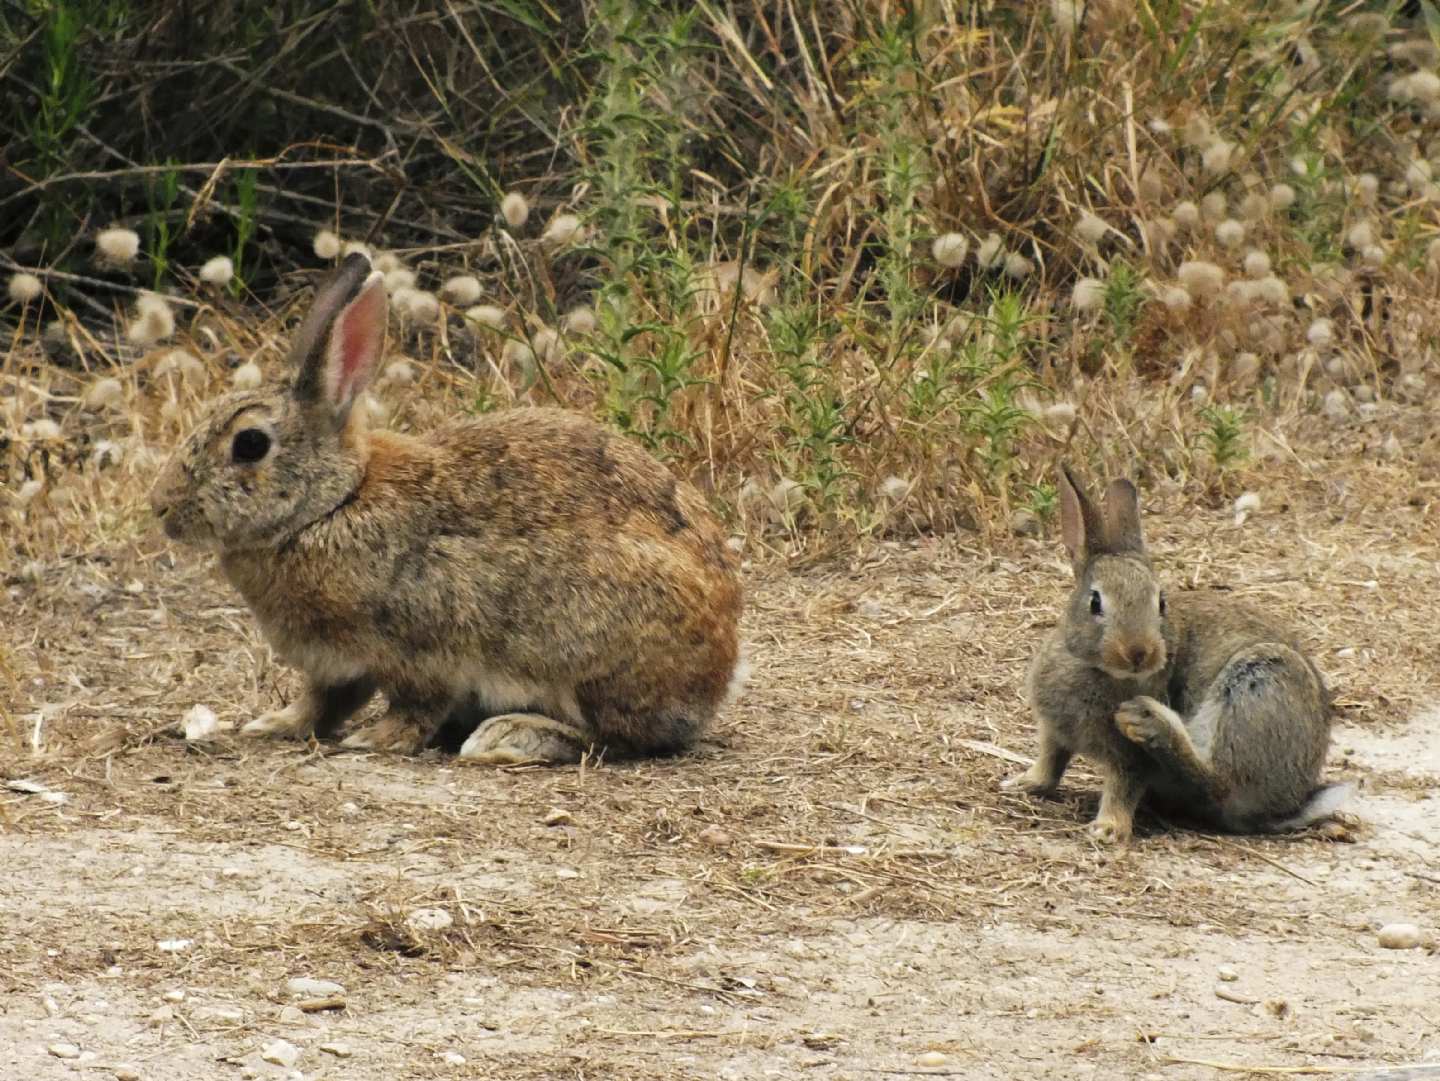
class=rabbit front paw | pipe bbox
[1002,766,1058,797]
[341,714,428,755]
[241,703,314,741]
[1115,696,1181,749]
[1089,814,1132,845]
[459,713,591,765]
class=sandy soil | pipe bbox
[3,420,1439,1081]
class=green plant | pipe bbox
[228,168,259,296]
[1197,404,1250,470]
[143,162,181,288]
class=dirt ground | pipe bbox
[3,409,1439,1081]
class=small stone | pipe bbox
[340,801,361,816]
[156,938,192,953]
[542,807,572,827]
[917,1051,949,1067]
[1378,922,1423,949]
[181,704,219,742]
[407,907,453,932]
[277,1005,306,1025]
[114,1066,141,1081]
[439,1051,467,1065]
[1217,965,1239,982]
[285,977,345,998]
[48,1043,81,1059]
[162,989,186,1003]
[698,825,733,848]
[149,1005,173,1024]
[319,1042,352,1058]
[260,1039,300,1067]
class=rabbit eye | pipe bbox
[1089,589,1103,616]
[1158,592,1167,616]
[231,427,271,463]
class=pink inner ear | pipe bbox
[324,278,386,411]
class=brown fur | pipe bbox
[150,255,744,762]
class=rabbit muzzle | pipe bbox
[1100,636,1166,680]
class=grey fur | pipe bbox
[1006,465,1344,843]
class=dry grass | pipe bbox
[2,339,1437,1072]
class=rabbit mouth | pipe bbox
[1099,642,1166,680]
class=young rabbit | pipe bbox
[1006,465,1346,843]
[150,254,745,763]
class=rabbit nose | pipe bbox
[1127,644,1152,670]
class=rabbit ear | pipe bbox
[1057,464,1102,570]
[290,255,387,425]
[1101,478,1145,553]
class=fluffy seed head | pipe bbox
[1043,401,1078,426]
[1177,260,1225,297]
[405,290,441,324]
[342,240,371,260]
[1269,183,1296,210]
[531,327,562,364]
[232,360,263,390]
[1255,276,1289,305]
[541,213,583,248]
[1234,491,1261,516]
[502,338,536,375]
[1307,318,1334,346]
[1355,174,1379,204]
[17,479,44,504]
[464,304,507,330]
[155,349,205,382]
[1075,212,1108,244]
[97,228,141,264]
[1394,70,1440,103]
[1323,387,1349,418]
[198,255,234,286]
[1002,252,1033,279]
[372,252,402,274]
[1243,250,1271,278]
[312,230,342,259]
[1346,222,1374,250]
[1238,193,1269,221]
[1049,0,1081,35]
[83,376,125,411]
[440,275,483,306]
[383,359,415,386]
[880,476,913,501]
[1231,353,1261,383]
[1361,244,1385,268]
[24,418,62,441]
[1200,191,1228,221]
[1226,280,1260,306]
[127,293,175,346]
[383,268,417,293]
[1201,140,1234,175]
[1426,236,1440,268]
[1071,277,1106,312]
[1406,159,1434,191]
[1159,285,1193,311]
[1173,201,1200,229]
[500,192,530,229]
[1215,219,1246,248]
[931,232,969,268]
[769,477,806,514]
[8,272,42,305]
[976,233,1004,268]
[562,307,596,335]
